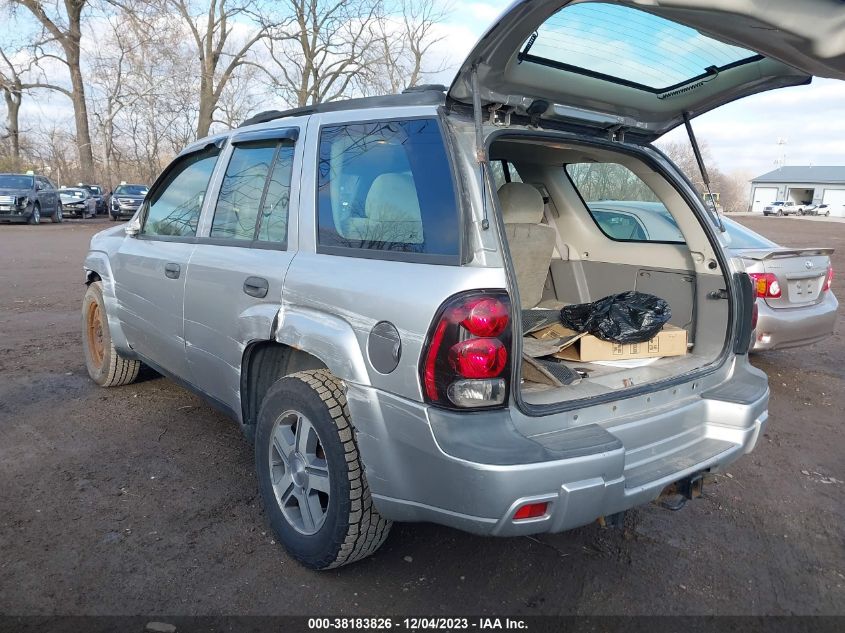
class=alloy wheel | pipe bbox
[268,410,331,535]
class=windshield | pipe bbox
[0,175,34,189]
[521,2,759,93]
[60,189,86,198]
[115,185,148,196]
[722,217,778,249]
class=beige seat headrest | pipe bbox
[498,182,544,224]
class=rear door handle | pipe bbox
[243,276,269,298]
[164,263,181,279]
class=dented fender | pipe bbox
[83,250,133,355]
[273,305,371,386]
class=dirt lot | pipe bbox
[0,215,842,616]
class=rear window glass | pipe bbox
[521,2,758,92]
[317,119,459,261]
[722,218,777,249]
[566,163,685,243]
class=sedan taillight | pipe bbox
[748,272,781,299]
[824,265,834,292]
[421,291,511,409]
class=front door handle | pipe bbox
[243,276,269,298]
[164,263,181,279]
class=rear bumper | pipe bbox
[753,292,838,351]
[349,360,769,537]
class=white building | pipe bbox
[749,166,845,216]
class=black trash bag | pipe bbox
[559,291,671,344]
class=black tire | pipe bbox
[28,203,41,225]
[52,205,63,223]
[110,213,119,221]
[82,281,140,387]
[777,209,784,216]
[255,369,391,570]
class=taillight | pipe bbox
[824,265,834,292]
[421,291,511,409]
[748,272,781,298]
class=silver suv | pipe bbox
[81,1,844,569]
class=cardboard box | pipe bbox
[530,323,687,362]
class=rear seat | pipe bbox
[498,182,556,309]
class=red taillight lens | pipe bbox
[449,338,507,378]
[749,273,781,298]
[420,291,512,409]
[513,502,548,520]
[824,265,834,292]
[461,298,509,337]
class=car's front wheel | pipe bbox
[255,369,391,570]
[28,204,40,225]
[82,281,140,387]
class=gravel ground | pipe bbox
[0,215,842,616]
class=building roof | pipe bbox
[752,166,845,184]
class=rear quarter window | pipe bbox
[317,118,460,263]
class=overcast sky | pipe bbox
[8,0,845,179]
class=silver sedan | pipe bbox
[722,218,837,351]
[587,202,837,351]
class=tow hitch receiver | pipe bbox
[657,473,705,511]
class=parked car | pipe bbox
[0,172,62,224]
[763,201,802,216]
[591,203,838,351]
[722,218,837,351]
[587,201,686,242]
[109,183,148,220]
[59,187,97,219]
[801,203,832,216]
[81,0,845,570]
[78,183,106,214]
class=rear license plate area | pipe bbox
[788,276,823,303]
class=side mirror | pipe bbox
[125,217,141,237]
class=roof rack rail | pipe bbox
[238,89,446,128]
[402,84,447,94]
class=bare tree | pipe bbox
[368,0,451,95]
[660,139,750,212]
[10,0,96,179]
[87,8,162,190]
[0,48,26,162]
[164,0,272,137]
[264,0,383,107]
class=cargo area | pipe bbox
[489,137,732,406]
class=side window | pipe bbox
[590,210,648,241]
[490,160,523,191]
[256,144,293,244]
[143,148,219,237]
[211,142,275,240]
[317,118,459,260]
[565,162,684,244]
[210,140,294,245]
